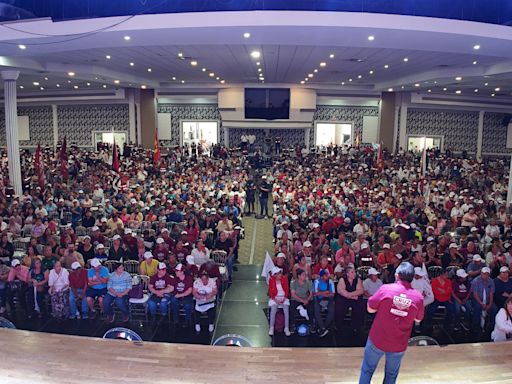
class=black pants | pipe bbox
[195,306,216,325]
[246,200,255,214]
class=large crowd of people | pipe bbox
[0,140,511,344]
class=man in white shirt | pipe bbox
[411,267,434,306]
[363,268,383,298]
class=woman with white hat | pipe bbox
[268,266,291,336]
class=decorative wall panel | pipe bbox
[482,112,512,154]
[312,106,379,147]
[57,104,129,146]
[157,104,222,147]
[228,128,305,148]
[0,106,53,146]
[406,108,479,153]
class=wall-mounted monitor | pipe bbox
[245,88,290,120]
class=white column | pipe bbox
[398,105,408,153]
[507,154,512,207]
[477,111,484,159]
[224,127,229,147]
[2,70,22,196]
[392,105,400,154]
[52,104,58,151]
[304,127,311,148]
[128,89,136,144]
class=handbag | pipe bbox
[129,275,143,299]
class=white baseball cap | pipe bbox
[71,261,81,270]
[481,267,491,274]
[156,237,164,244]
[414,267,426,276]
[143,251,153,260]
[271,266,282,275]
[124,228,132,235]
[456,269,468,278]
[499,266,509,273]
[90,258,101,268]
[449,243,458,249]
[112,234,121,241]
[303,241,312,247]
[368,268,380,276]
[395,253,403,260]
[11,259,20,267]
[472,255,482,262]
[361,243,369,250]
[426,236,435,242]
[277,252,286,259]
[92,226,99,231]
[383,243,390,249]
[470,227,478,232]
[158,262,167,270]
[96,243,105,249]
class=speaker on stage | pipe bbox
[212,334,253,347]
[103,327,143,342]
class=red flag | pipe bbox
[154,128,161,166]
[377,141,384,172]
[112,139,120,173]
[35,144,45,189]
[60,136,68,180]
[355,132,361,149]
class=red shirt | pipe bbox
[368,280,424,352]
[312,264,334,276]
[171,275,193,294]
[432,277,453,302]
[69,269,87,289]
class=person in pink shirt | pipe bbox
[359,262,424,384]
[7,259,30,315]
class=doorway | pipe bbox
[314,122,353,146]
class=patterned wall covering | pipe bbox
[482,112,512,154]
[406,108,479,153]
[157,104,222,147]
[0,106,54,147]
[57,104,129,146]
[228,128,305,148]
[312,105,379,147]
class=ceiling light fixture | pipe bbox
[256,62,260,66]
[258,68,262,72]
[348,78,353,82]
[341,82,345,85]
[368,35,375,41]
[243,32,251,39]
[129,62,134,66]
[103,84,107,88]
[141,85,147,89]
[484,82,489,86]
[40,87,44,90]
[19,85,24,89]
[491,93,495,96]
[251,51,261,59]
[308,73,314,78]
[455,90,461,94]
[123,35,131,41]
[358,75,362,79]
[190,61,198,66]
[220,80,225,84]
[106,55,111,59]
[384,64,389,69]
[403,58,409,62]
[313,69,318,73]
[443,87,447,91]
[473,44,481,50]
[216,77,220,80]
[259,77,265,81]
[474,89,479,92]
[369,70,374,74]
[387,88,393,92]
[73,85,78,89]
[428,89,432,93]
[178,52,183,58]
[495,87,501,92]
[300,81,305,84]
[67,80,71,83]
[473,60,478,65]
[18,44,26,50]
[44,77,48,81]
[172,77,176,81]
[202,68,207,72]
[181,80,185,84]
[329,53,335,59]
[147,68,152,72]
[455,76,462,81]
[67,72,75,76]
[114,80,120,84]
[209,72,215,77]
[414,83,420,87]
[33,81,39,86]
[86,82,90,86]
[320,62,326,67]
[56,84,60,88]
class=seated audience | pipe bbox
[363,268,383,298]
[268,266,290,336]
[169,263,193,327]
[313,269,335,338]
[69,261,88,319]
[148,262,174,321]
[193,270,218,333]
[103,262,132,323]
[86,258,109,318]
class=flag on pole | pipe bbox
[154,128,161,166]
[59,136,68,181]
[355,132,361,148]
[376,141,384,172]
[112,139,120,174]
[34,144,45,189]
[419,138,427,195]
[261,251,275,284]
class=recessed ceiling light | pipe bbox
[319,62,326,67]
[300,80,305,84]
[56,84,60,87]
[73,85,79,89]
[414,83,420,87]
[177,53,184,59]
[141,85,147,89]
[313,69,318,73]
[209,72,215,77]
[368,35,375,41]
[491,93,496,96]
[358,75,362,79]
[220,80,225,84]
[123,35,131,41]
[256,62,260,66]
[348,78,353,82]
[114,80,120,84]
[484,82,489,86]
[18,44,26,50]
[19,85,24,89]
[474,89,479,92]
[181,80,185,84]
[305,78,308,81]
[258,68,262,72]
[341,82,345,85]
[33,81,39,86]
[106,55,111,59]
[129,62,134,66]
[102,84,107,88]
[308,73,314,78]
[190,61,198,66]
[403,58,409,62]
[329,53,335,59]
[216,77,220,80]
[495,87,501,91]
[455,76,462,81]
[473,44,481,50]
[387,88,393,92]
[68,72,75,76]
[384,64,389,69]
[147,68,152,72]
[202,68,207,72]
[251,51,261,59]
[95,77,98,80]
[369,70,374,74]
[44,77,48,81]
[428,89,432,93]
[434,81,438,84]
[443,87,447,91]
[243,32,251,39]
[473,60,478,65]
[86,82,90,86]
[401,86,405,89]
[40,87,44,90]
[172,77,176,81]
[67,80,71,83]
[455,90,461,94]
[259,77,265,81]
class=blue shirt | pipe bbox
[471,276,495,303]
[313,278,335,300]
[107,271,132,294]
[87,266,109,289]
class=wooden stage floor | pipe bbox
[0,329,511,384]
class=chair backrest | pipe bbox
[138,274,149,292]
[75,226,87,236]
[124,260,140,275]
[428,266,443,279]
[104,260,117,273]
[211,250,228,264]
[357,266,371,280]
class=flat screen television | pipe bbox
[245,88,290,119]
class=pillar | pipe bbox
[379,92,396,151]
[140,88,156,149]
[2,70,22,196]
[476,111,484,159]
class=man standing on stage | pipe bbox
[359,262,424,384]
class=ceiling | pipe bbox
[1,10,512,99]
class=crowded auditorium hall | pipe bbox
[1,1,512,383]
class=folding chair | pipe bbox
[129,275,150,323]
[123,260,140,276]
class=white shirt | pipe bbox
[191,247,211,266]
[492,308,512,342]
[411,277,434,306]
[193,278,217,312]
[363,278,383,297]
[48,268,69,292]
